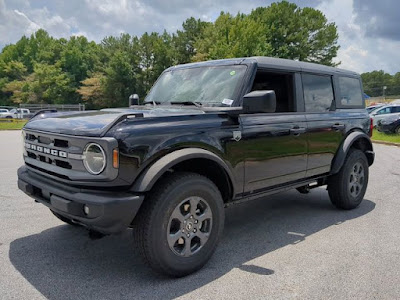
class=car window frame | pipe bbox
[301,72,335,113]
[335,75,364,109]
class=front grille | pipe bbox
[23,130,85,179]
[22,129,118,182]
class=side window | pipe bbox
[392,106,400,113]
[338,77,363,107]
[376,107,390,115]
[250,71,295,112]
[302,74,334,112]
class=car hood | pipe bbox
[24,106,206,136]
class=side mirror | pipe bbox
[242,90,276,113]
[129,94,140,106]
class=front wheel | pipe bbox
[328,149,369,210]
[133,172,225,277]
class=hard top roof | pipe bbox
[167,56,359,77]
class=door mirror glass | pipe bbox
[242,90,276,113]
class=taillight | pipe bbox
[369,117,373,137]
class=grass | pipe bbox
[0,119,27,130]
[372,131,400,144]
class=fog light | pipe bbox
[83,205,90,215]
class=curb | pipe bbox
[372,140,400,147]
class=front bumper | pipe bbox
[18,166,144,234]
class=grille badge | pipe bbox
[25,143,68,158]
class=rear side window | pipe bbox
[338,77,363,107]
[393,106,400,113]
[302,74,334,112]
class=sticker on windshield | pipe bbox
[222,98,234,106]
[230,71,236,76]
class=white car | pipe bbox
[9,108,31,119]
[370,104,400,126]
[0,109,14,118]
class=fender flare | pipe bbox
[331,131,374,174]
[131,148,236,195]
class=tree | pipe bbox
[173,17,210,64]
[77,72,106,108]
[250,1,339,65]
[361,71,392,97]
[103,51,136,107]
[29,63,75,104]
[194,12,271,61]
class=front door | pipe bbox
[240,113,308,194]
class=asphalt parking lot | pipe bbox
[1,130,400,300]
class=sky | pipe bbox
[0,0,399,74]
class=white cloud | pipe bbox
[316,0,400,74]
[1,0,400,74]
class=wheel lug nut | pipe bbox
[193,229,197,233]
[194,220,198,224]
[187,234,190,238]
[190,215,193,219]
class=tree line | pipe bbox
[361,71,400,98]
[0,1,341,109]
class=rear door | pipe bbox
[302,73,344,177]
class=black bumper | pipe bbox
[18,166,144,234]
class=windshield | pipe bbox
[144,65,247,107]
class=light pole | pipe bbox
[383,86,387,101]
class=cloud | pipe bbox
[317,0,400,74]
[1,0,400,74]
[353,0,400,41]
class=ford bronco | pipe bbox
[18,57,374,277]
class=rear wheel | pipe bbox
[328,149,369,210]
[133,172,224,277]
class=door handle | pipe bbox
[331,123,345,131]
[290,126,306,136]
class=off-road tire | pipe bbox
[328,149,369,210]
[133,172,225,277]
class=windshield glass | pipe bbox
[144,65,247,107]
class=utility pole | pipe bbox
[383,86,387,101]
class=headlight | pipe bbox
[83,143,106,175]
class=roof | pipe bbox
[168,56,359,77]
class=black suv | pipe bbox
[18,57,375,277]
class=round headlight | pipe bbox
[83,143,106,175]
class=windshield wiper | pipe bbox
[143,100,161,106]
[170,101,203,108]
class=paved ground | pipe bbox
[1,130,400,300]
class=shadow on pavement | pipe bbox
[9,189,375,299]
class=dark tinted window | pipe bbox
[303,74,334,112]
[338,77,363,106]
[393,106,400,113]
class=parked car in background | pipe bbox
[369,104,400,126]
[9,108,32,119]
[0,108,14,118]
[377,115,400,134]
[366,104,384,114]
